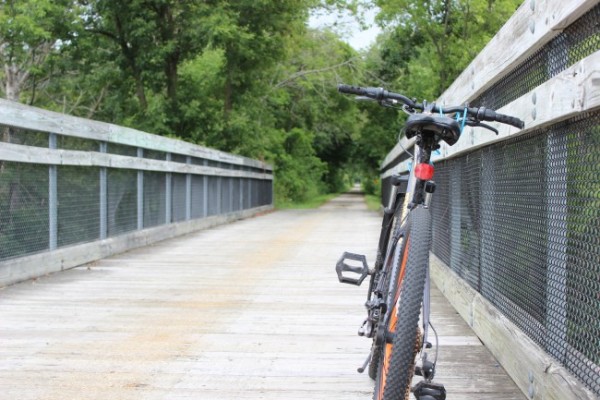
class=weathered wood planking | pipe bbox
[0,98,271,171]
[0,205,272,287]
[430,255,597,400]
[0,194,525,399]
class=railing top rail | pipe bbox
[0,99,272,172]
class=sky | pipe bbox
[308,5,382,50]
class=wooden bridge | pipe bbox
[0,193,524,400]
[1,1,599,398]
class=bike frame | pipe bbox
[336,83,524,399]
[371,132,438,370]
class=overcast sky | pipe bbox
[308,6,382,50]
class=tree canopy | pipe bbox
[0,0,522,203]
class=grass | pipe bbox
[364,194,383,213]
[275,193,340,209]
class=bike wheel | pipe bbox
[373,206,431,400]
[368,210,408,380]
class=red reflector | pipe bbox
[415,163,434,180]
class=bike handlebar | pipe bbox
[338,84,524,129]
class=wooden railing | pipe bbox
[0,100,273,287]
[381,0,599,399]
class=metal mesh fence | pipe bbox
[57,135,99,152]
[107,143,137,157]
[242,179,251,210]
[143,171,166,228]
[430,161,451,267]
[1,125,272,265]
[429,110,600,395]
[107,169,137,236]
[171,173,187,222]
[57,166,100,247]
[207,176,220,216]
[191,175,206,219]
[221,177,232,214]
[470,3,600,110]
[0,127,47,147]
[0,162,49,259]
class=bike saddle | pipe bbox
[405,114,461,146]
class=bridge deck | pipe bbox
[0,193,524,400]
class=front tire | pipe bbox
[373,206,431,400]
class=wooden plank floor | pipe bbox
[0,193,525,400]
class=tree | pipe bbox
[374,0,522,97]
[349,0,523,189]
[0,0,74,103]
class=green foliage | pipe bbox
[273,128,327,202]
[0,0,77,102]
[0,0,522,205]
[373,0,522,97]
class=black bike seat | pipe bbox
[405,114,461,146]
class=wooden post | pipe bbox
[137,148,144,230]
[166,153,172,224]
[99,142,108,240]
[48,133,58,251]
[203,159,208,217]
[186,156,192,221]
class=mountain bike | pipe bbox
[335,84,524,400]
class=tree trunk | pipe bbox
[4,63,24,102]
[165,54,179,102]
[224,69,233,118]
[134,74,148,110]
[2,63,26,143]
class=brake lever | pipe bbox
[479,122,499,135]
[466,120,499,135]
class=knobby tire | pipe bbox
[368,206,407,380]
[373,206,431,400]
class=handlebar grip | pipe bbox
[476,107,524,129]
[338,84,366,96]
[338,84,385,100]
[495,112,525,129]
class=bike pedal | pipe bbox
[335,252,369,286]
[412,381,446,400]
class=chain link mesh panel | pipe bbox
[1,131,272,267]
[430,110,600,395]
[57,136,98,152]
[221,176,232,214]
[242,179,251,210]
[107,169,137,236]
[171,173,187,222]
[191,175,206,219]
[0,162,49,260]
[260,179,270,207]
[143,171,166,228]
[207,176,220,216]
[471,4,600,110]
[144,149,166,161]
[0,127,47,147]
[57,166,100,247]
[431,162,451,267]
[107,143,137,157]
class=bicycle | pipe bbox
[335,84,524,400]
